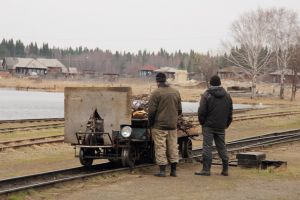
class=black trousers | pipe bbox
[202,126,229,164]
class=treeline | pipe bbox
[0,38,231,75]
[0,39,52,58]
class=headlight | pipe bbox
[121,126,132,138]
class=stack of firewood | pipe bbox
[131,94,195,131]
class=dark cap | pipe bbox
[156,72,166,82]
[209,75,221,86]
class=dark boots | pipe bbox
[154,164,177,177]
[154,165,166,177]
[194,159,229,176]
[194,158,211,176]
[221,160,229,176]
[170,163,177,177]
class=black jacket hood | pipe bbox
[207,86,226,98]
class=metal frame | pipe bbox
[74,130,132,160]
[75,131,113,146]
[74,127,154,161]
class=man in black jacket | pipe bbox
[195,75,233,176]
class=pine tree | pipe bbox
[179,59,185,70]
[0,39,9,57]
[7,39,15,57]
[15,40,25,57]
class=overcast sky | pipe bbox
[0,0,299,53]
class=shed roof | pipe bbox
[140,65,159,71]
[37,58,65,68]
[14,58,47,69]
[154,66,177,73]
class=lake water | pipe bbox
[0,89,266,120]
[0,89,64,120]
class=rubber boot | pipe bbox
[154,165,166,177]
[194,158,211,176]
[221,160,229,176]
[170,163,177,177]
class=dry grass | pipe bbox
[0,128,63,142]
[0,143,78,179]
[1,77,300,103]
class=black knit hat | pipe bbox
[156,72,166,82]
[209,75,221,86]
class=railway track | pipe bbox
[0,110,299,134]
[233,111,300,121]
[0,123,64,134]
[1,110,300,150]
[0,135,64,151]
[0,163,152,195]
[1,128,299,195]
[192,129,300,157]
[184,110,300,125]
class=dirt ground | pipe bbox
[1,112,300,200]
[6,141,300,200]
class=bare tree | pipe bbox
[290,40,300,101]
[198,54,218,88]
[224,8,273,98]
[268,8,300,99]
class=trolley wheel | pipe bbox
[79,148,94,167]
[121,147,136,167]
[182,137,193,158]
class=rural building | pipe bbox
[174,70,188,82]
[154,67,177,79]
[82,69,99,78]
[62,67,79,78]
[1,58,7,71]
[0,67,10,78]
[2,57,18,73]
[269,69,300,83]
[12,58,47,75]
[67,67,78,75]
[37,58,67,75]
[218,66,250,80]
[1,57,78,78]
[2,57,47,75]
[138,65,159,77]
[103,73,119,82]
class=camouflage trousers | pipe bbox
[152,128,179,165]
